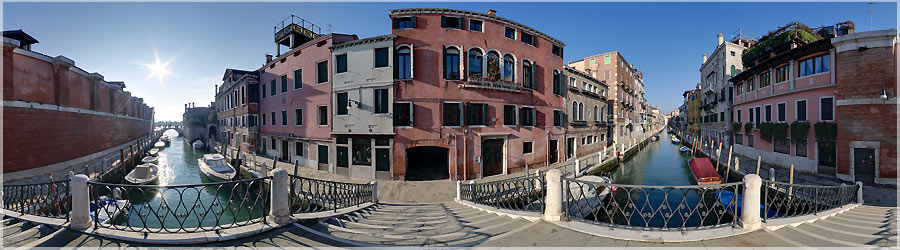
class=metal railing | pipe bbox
[761,180,858,221]
[289,175,373,214]
[87,177,271,233]
[564,178,743,231]
[2,179,71,221]
[460,175,546,213]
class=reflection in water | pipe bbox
[603,132,695,185]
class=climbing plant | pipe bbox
[744,122,754,135]
[759,122,775,142]
[814,122,837,142]
[790,121,811,143]
[733,122,743,133]
[772,123,790,141]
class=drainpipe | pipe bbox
[463,131,468,180]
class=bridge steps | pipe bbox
[765,204,897,247]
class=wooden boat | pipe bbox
[197,154,236,181]
[125,163,159,185]
[160,135,170,143]
[679,146,691,152]
[154,141,166,148]
[672,138,681,144]
[141,155,158,164]
[148,148,160,156]
[192,140,205,149]
[688,158,722,185]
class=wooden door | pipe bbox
[482,139,504,177]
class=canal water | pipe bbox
[107,129,267,231]
[605,132,696,185]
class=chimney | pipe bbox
[717,33,724,45]
[702,54,708,64]
[487,9,497,16]
[266,54,273,63]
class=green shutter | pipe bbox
[530,62,537,89]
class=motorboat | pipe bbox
[71,196,128,224]
[566,175,615,219]
[679,146,691,152]
[160,135,171,145]
[148,148,160,156]
[717,190,782,218]
[688,158,723,185]
[141,155,159,164]
[154,141,166,148]
[672,138,680,144]
[125,163,159,185]
[197,154,236,181]
[192,140,205,149]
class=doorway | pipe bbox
[854,148,876,185]
[405,146,449,181]
[566,137,575,160]
[281,140,289,161]
[548,139,559,164]
[481,138,505,177]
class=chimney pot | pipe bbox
[702,54,708,64]
[717,34,725,45]
[487,9,497,15]
[266,54,273,63]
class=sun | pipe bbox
[143,50,175,85]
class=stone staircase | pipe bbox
[764,204,897,247]
[291,201,538,247]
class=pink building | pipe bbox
[389,8,566,180]
[257,20,358,173]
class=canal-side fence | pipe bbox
[289,175,376,214]
[3,178,72,222]
[458,168,863,234]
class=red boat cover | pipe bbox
[689,158,722,182]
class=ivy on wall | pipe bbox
[759,122,775,142]
[733,122,743,134]
[772,123,790,141]
[790,121,811,143]
[814,122,837,142]
[744,122,754,136]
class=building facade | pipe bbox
[330,34,397,179]
[699,33,747,147]
[563,66,609,161]
[389,8,567,180]
[215,69,259,154]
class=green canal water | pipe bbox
[107,129,267,231]
[605,132,696,185]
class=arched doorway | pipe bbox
[406,146,449,181]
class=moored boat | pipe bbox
[160,135,171,145]
[672,138,680,144]
[192,140,205,149]
[125,163,159,185]
[154,141,166,148]
[679,146,691,152]
[717,190,783,218]
[688,158,722,185]
[148,148,160,156]
[197,154,236,181]
[71,196,128,224]
[567,175,615,219]
[141,155,158,164]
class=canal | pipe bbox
[604,132,696,185]
[105,129,267,231]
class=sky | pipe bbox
[4,2,897,120]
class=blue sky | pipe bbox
[4,2,896,120]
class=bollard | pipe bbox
[268,168,292,224]
[598,151,603,163]
[534,169,542,189]
[370,181,378,203]
[70,174,92,230]
[456,180,462,201]
[856,181,864,204]
[574,159,581,178]
[544,169,564,221]
[469,180,477,202]
[741,174,763,230]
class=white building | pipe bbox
[699,33,749,146]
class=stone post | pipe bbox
[598,151,603,163]
[574,159,581,178]
[769,168,776,182]
[456,180,462,201]
[269,168,292,224]
[469,180,477,202]
[741,174,763,230]
[544,169,564,221]
[69,174,91,230]
[370,181,378,203]
[856,181,864,204]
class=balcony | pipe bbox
[461,76,523,92]
[274,15,323,49]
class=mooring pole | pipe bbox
[120,149,125,172]
[756,156,761,175]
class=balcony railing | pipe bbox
[462,76,523,92]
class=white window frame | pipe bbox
[503,104,518,127]
[523,141,534,155]
[520,105,536,127]
[795,99,808,122]
[373,47,391,69]
[776,101,787,122]
[334,53,349,75]
[293,68,303,90]
[395,101,414,128]
[764,104,772,122]
[396,44,414,80]
[443,45,463,81]
[317,105,328,126]
[315,59,329,85]
[504,26,517,40]
[819,96,835,121]
[335,91,350,116]
[468,19,484,33]
[295,108,303,126]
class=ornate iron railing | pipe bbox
[463,76,523,92]
[460,175,546,213]
[761,180,858,221]
[289,175,374,214]
[564,178,743,231]
[87,177,270,233]
[2,179,71,221]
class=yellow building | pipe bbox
[683,89,701,138]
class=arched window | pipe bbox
[593,106,598,121]
[486,51,501,80]
[578,102,584,121]
[503,54,515,81]
[572,101,578,120]
[444,47,460,80]
[396,46,411,79]
[730,65,736,76]
[468,49,483,77]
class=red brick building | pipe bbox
[215,69,259,155]
[389,8,566,180]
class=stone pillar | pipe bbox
[269,168,292,224]
[574,159,581,178]
[856,181,864,204]
[456,180,461,201]
[69,174,91,230]
[469,180,477,201]
[370,181,378,203]
[544,169,564,221]
[741,174,763,230]
[769,168,776,182]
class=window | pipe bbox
[318,145,328,165]
[755,107,761,128]
[374,48,389,68]
[295,142,304,156]
[262,84,267,99]
[749,78,756,91]
[521,32,535,46]
[503,105,517,126]
[731,65,736,76]
[553,110,564,127]
[271,138,276,149]
[775,65,789,82]
[249,114,258,127]
[335,54,348,73]
[604,55,610,65]
[241,86,246,104]
[281,110,287,125]
[759,72,771,88]
[594,106,599,121]
[352,138,372,166]
[796,100,807,121]
[271,112,276,125]
[262,113,266,126]
[503,54,515,81]
[523,141,533,154]
[764,105,771,122]
[374,89,388,114]
[730,51,736,56]
[336,92,348,115]
[393,16,416,29]
[590,58,595,66]
[523,60,534,89]
[748,108,754,124]
[295,109,303,126]
[443,102,462,126]
[552,45,563,58]
[569,77,575,87]
[270,79,276,96]
[468,49,483,77]
[444,47,460,80]
[799,54,830,77]
[465,103,488,126]
[520,107,536,126]
[396,46,411,79]
[293,69,302,89]
[316,61,328,83]
[280,75,288,93]
[578,102,584,121]
[441,16,463,29]
[777,103,786,122]
[736,109,742,123]
[318,106,328,125]
[469,19,482,32]
[504,27,515,39]
[820,97,834,121]
[552,70,561,95]
[487,51,500,80]
[394,102,413,126]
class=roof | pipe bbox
[730,38,832,82]
[2,29,39,45]
[389,8,565,47]
[222,68,254,81]
[331,34,396,50]
[563,66,606,87]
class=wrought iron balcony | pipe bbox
[461,76,523,92]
